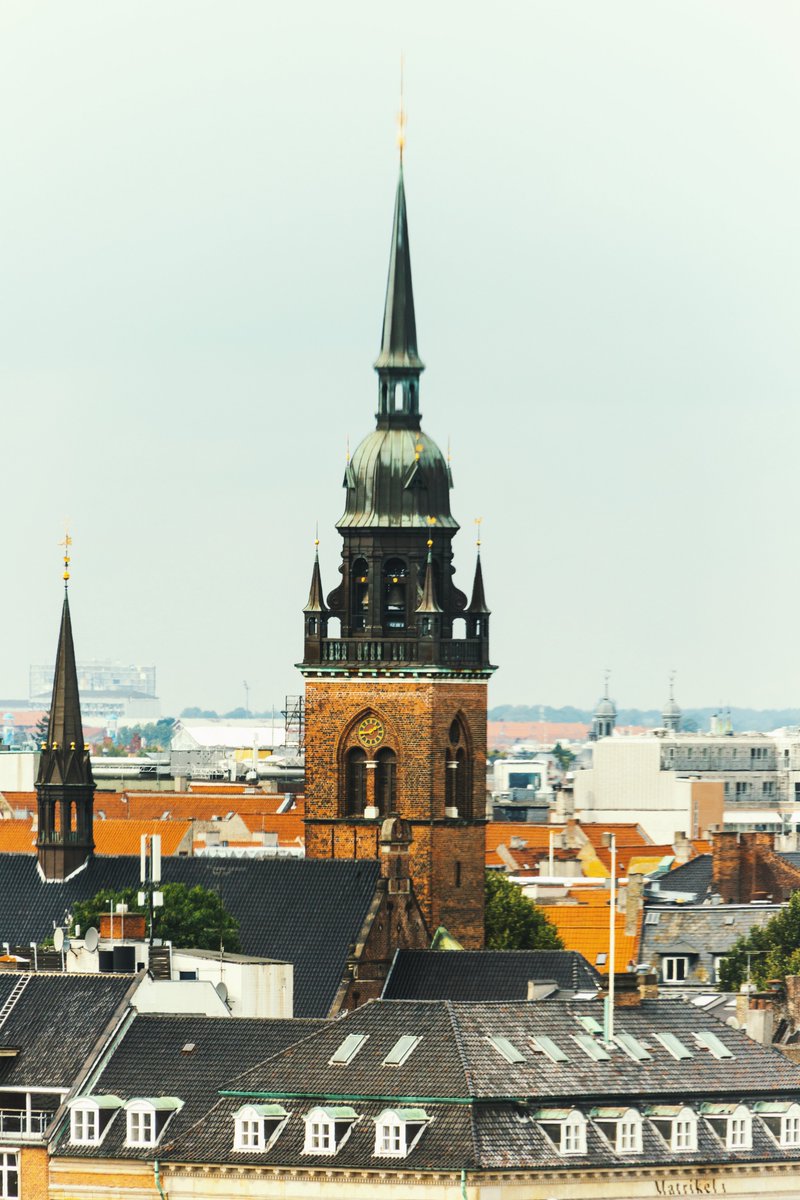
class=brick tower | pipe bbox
[300,162,495,948]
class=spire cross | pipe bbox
[59,531,72,587]
[397,54,406,163]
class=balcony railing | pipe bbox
[0,1109,50,1136]
[319,638,485,666]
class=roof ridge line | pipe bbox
[445,1001,480,1168]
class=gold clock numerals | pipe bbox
[357,717,385,749]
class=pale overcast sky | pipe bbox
[2,2,799,716]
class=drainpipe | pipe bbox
[461,1167,468,1200]
[154,1159,167,1200]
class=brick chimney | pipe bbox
[601,972,641,1007]
[712,829,742,902]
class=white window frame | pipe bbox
[616,1110,642,1154]
[727,1106,752,1150]
[126,1103,156,1148]
[661,956,689,983]
[303,1106,357,1157]
[0,1153,17,1200]
[561,1111,587,1155]
[373,1108,429,1158]
[234,1114,264,1152]
[671,1109,697,1152]
[70,1104,100,1146]
[781,1108,800,1148]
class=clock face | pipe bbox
[357,716,385,749]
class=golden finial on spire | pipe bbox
[447,436,452,465]
[397,53,406,163]
[59,529,72,586]
[346,434,351,465]
[474,517,482,549]
[314,521,320,550]
[426,514,436,549]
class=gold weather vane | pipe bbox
[59,530,72,586]
[397,54,406,163]
[474,517,482,549]
[427,514,436,548]
[346,434,350,465]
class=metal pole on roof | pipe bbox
[603,832,616,1044]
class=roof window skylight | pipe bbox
[487,1035,526,1064]
[576,1015,603,1035]
[572,1034,610,1061]
[382,1035,421,1067]
[330,1033,369,1065]
[530,1035,568,1063]
[655,1032,693,1061]
[694,1030,734,1059]
[613,1033,651,1061]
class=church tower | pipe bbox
[36,543,95,880]
[300,162,495,948]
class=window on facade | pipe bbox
[303,1106,357,1156]
[127,1107,155,1146]
[673,1112,697,1151]
[661,956,689,983]
[345,748,367,815]
[728,1110,751,1150]
[232,1104,288,1153]
[376,748,397,815]
[735,781,749,797]
[444,719,472,818]
[0,1155,17,1200]
[351,558,369,631]
[374,1108,429,1158]
[71,1106,98,1144]
[616,1111,642,1153]
[537,1109,586,1155]
[782,1113,800,1147]
[383,558,408,630]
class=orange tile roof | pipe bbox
[485,824,566,868]
[578,823,651,848]
[488,721,589,746]
[0,822,36,853]
[593,844,674,874]
[538,904,642,975]
[0,792,37,815]
[93,819,192,857]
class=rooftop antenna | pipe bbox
[243,681,250,716]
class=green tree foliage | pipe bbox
[552,742,576,771]
[69,883,241,952]
[717,892,800,991]
[484,871,564,950]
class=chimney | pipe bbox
[601,972,641,1007]
[673,831,691,865]
[625,873,644,937]
[379,813,413,894]
[746,990,777,1046]
[637,971,658,1000]
[711,829,741,903]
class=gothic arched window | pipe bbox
[383,558,408,631]
[345,748,367,815]
[376,747,397,816]
[445,718,472,819]
[351,558,369,631]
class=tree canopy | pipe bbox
[717,892,800,991]
[69,883,241,953]
[484,871,564,950]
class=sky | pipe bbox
[1,2,799,717]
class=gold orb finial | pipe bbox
[59,530,72,585]
[474,516,482,549]
[397,54,406,163]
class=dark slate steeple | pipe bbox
[37,548,95,880]
[303,542,329,665]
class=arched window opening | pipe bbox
[445,718,473,819]
[381,381,388,409]
[394,382,404,411]
[451,617,466,641]
[345,748,367,816]
[383,558,408,630]
[351,558,369,631]
[376,748,397,816]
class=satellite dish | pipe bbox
[53,928,64,952]
[215,981,229,1003]
[84,927,99,953]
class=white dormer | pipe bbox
[302,1105,357,1156]
[232,1104,289,1152]
[535,1108,587,1155]
[592,1107,643,1154]
[374,1107,430,1157]
[69,1096,124,1147]
[755,1101,800,1148]
[701,1102,753,1151]
[647,1105,697,1152]
[125,1097,183,1148]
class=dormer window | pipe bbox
[592,1107,642,1154]
[374,1107,430,1157]
[647,1105,697,1152]
[754,1101,800,1147]
[303,1105,357,1156]
[232,1104,288,1152]
[536,1108,587,1155]
[125,1098,183,1148]
[701,1102,752,1150]
[69,1096,124,1147]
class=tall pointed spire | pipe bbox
[467,553,489,614]
[304,540,328,614]
[45,591,87,755]
[416,545,442,614]
[374,167,424,373]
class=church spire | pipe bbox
[44,591,88,760]
[374,167,424,374]
[304,537,328,614]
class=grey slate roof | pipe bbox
[649,854,712,899]
[640,903,782,987]
[0,972,132,1091]
[382,949,601,1000]
[0,854,381,1016]
[51,1012,326,1161]
[153,998,800,1171]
